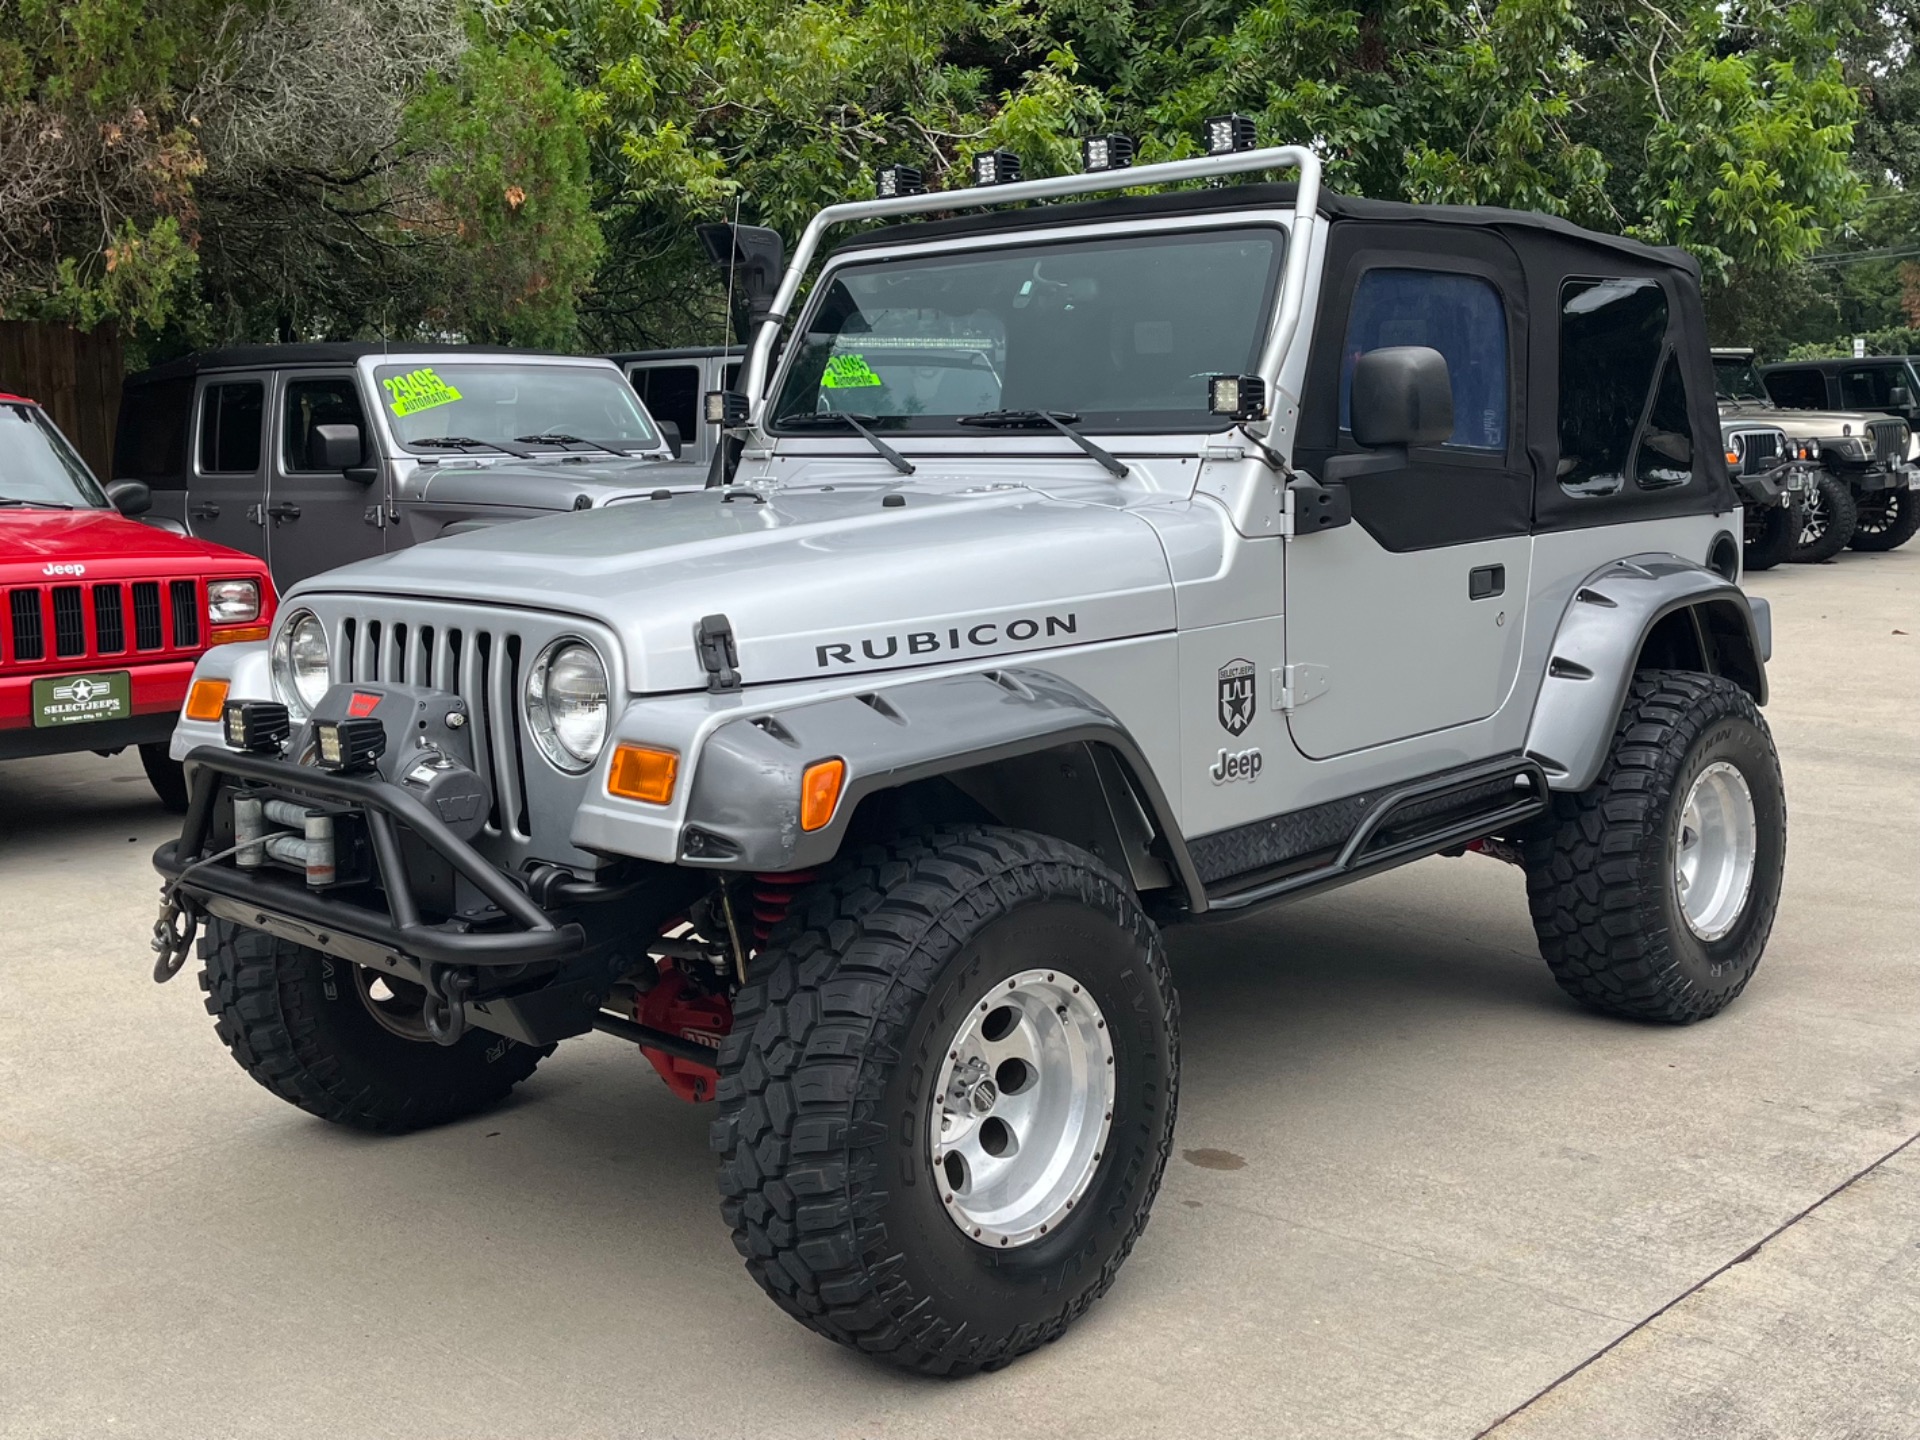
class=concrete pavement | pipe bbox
[1,545,1916,1439]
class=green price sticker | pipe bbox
[822,353,882,389]
[382,367,464,417]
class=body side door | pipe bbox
[184,371,270,562]
[267,369,384,587]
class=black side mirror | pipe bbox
[106,479,151,517]
[1350,346,1454,448]
[314,422,364,471]
[1891,385,1912,408]
[697,222,785,335]
[657,420,683,459]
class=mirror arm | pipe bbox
[1321,445,1407,485]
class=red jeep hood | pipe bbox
[0,509,261,580]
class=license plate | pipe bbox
[32,671,132,728]
[1908,470,1919,490]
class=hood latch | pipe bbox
[696,613,742,693]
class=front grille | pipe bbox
[1,576,208,669]
[132,582,163,650]
[171,579,200,648]
[1733,429,1782,475]
[10,590,44,662]
[1869,419,1906,464]
[335,614,533,841]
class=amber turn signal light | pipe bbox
[210,624,271,644]
[185,678,230,721]
[608,743,679,805]
[800,758,846,832]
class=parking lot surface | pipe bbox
[2,548,1916,1440]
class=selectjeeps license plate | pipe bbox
[31,671,132,727]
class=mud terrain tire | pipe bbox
[1791,474,1856,562]
[1848,487,1920,552]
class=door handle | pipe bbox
[267,503,302,524]
[1468,564,1505,600]
[189,502,220,520]
[245,503,266,527]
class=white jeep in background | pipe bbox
[152,135,1786,1375]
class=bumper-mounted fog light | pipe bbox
[315,716,386,773]
[223,699,291,754]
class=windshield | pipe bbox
[1713,356,1770,403]
[373,363,659,453]
[1,402,109,507]
[771,228,1284,433]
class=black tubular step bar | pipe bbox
[154,746,585,969]
[1202,754,1548,914]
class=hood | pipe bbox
[1719,399,1893,438]
[0,507,264,581]
[294,480,1176,692]
[416,455,708,510]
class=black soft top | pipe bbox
[836,182,1699,277]
[605,345,745,364]
[124,341,557,389]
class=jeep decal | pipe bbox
[816,612,1078,667]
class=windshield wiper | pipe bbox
[514,431,635,458]
[0,497,75,509]
[410,435,539,459]
[778,412,915,475]
[957,410,1129,479]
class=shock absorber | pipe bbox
[750,871,817,947]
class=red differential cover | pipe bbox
[635,966,732,1103]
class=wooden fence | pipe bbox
[0,321,125,482]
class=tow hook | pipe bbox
[423,967,474,1046]
[150,890,203,984]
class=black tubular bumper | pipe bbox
[154,746,585,970]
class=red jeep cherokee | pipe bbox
[1,392,276,810]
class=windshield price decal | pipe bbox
[822,354,883,389]
[382,367,464,417]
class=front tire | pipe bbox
[1522,671,1785,1024]
[712,826,1179,1376]
[1790,474,1857,562]
[198,918,551,1132]
[1741,501,1793,571]
[1848,487,1920,551]
[140,742,188,813]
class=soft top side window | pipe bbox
[1339,268,1507,450]
[1555,278,1669,498]
[1636,353,1693,490]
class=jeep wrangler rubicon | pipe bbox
[150,135,1786,1376]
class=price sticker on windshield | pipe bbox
[822,354,882,389]
[382,367,464,417]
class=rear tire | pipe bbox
[712,826,1179,1376]
[1790,474,1856,562]
[140,742,188,813]
[1522,671,1785,1024]
[1847,487,1920,551]
[1741,501,1793,571]
[198,918,550,1132]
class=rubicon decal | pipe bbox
[1217,658,1255,736]
[816,612,1079,668]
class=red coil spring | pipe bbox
[751,871,818,946]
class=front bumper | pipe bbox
[155,745,586,973]
[0,659,193,761]
[1839,461,1918,493]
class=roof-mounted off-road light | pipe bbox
[314,716,386,774]
[223,699,291,754]
[1208,374,1268,422]
[875,164,926,198]
[1081,135,1135,172]
[1203,114,1259,155]
[970,150,1022,186]
[704,390,749,427]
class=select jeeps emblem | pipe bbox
[1217,658,1255,736]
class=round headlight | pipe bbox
[526,640,609,772]
[271,609,331,718]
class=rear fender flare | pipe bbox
[678,667,1203,907]
[1525,554,1769,793]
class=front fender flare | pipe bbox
[168,640,272,761]
[1525,554,1769,794]
[677,667,1202,906]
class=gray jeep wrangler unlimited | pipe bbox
[150,137,1786,1375]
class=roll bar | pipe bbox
[739,144,1324,430]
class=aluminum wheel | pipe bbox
[1798,487,1829,546]
[1674,760,1759,941]
[930,968,1115,1248]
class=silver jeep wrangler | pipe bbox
[152,136,1787,1376]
